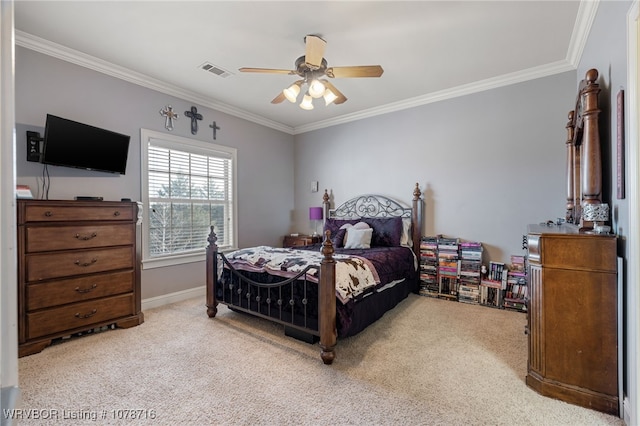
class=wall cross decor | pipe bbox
[184,106,203,135]
[159,105,179,131]
[209,121,221,140]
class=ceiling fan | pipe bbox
[239,35,384,110]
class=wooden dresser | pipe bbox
[17,199,144,357]
[526,224,619,415]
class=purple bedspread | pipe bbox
[216,244,417,338]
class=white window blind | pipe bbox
[141,129,237,268]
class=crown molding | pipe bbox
[15,30,295,135]
[293,60,575,134]
[566,0,600,67]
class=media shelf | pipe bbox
[418,237,439,297]
[436,237,459,300]
[458,241,482,304]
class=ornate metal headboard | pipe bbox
[320,183,423,254]
[327,194,412,220]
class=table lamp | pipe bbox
[309,207,323,237]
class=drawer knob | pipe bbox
[74,258,98,267]
[75,232,98,241]
[44,211,53,217]
[113,211,121,216]
[75,309,97,319]
[75,284,98,294]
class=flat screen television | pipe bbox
[42,114,131,175]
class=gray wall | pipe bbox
[15,47,296,299]
[576,0,634,418]
[293,71,577,263]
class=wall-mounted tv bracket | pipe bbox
[26,131,44,162]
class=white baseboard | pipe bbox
[141,286,206,311]
[623,395,630,425]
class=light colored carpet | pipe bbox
[17,294,625,425]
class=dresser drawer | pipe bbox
[25,223,135,253]
[26,293,134,339]
[26,247,134,282]
[26,271,135,310]
[23,204,134,222]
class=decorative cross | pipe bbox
[184,106,203,135]
[209,121,221,140]
[159,105,179,131]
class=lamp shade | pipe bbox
[300,94,314,110]
[283,83,300,103]
[323,89,338,106]
[309,207,323,220]
[308,79,326,98]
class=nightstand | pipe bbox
[283,235,321,248]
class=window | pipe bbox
[141,129,237,269]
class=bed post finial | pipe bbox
[319,230,337,365]
[206,225,219,318]
[413,182,421,200]
[322,189,330,226]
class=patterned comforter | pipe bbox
[223,245,417,304]
[224,246,380,303]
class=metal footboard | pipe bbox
[216,252,321,336]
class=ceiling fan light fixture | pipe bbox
[323,89,338,106]
[283,82,301,103]
[300,93,314,110]
[239,35,382,108]
[308,79,326,98]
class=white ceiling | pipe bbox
[14,1,592,135]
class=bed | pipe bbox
[206,183,423,364]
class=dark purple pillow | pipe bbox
[323,218,360,247]
[362,217,403,247]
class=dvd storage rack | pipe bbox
[436,237,459,300]
[418,236,439,297]
[479,260,507,308]
[503,255,527,312]
[457,241,483,304]
[415,235,526,314]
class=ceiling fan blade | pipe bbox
[321,80,347,105]
[239,67,296,75]
[304,35,326,69]
[326,65,384,78]
[271,92,287,104]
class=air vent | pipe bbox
[199,62,233,78]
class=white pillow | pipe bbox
[400,217,412,247]
[343,227,373,249]
[340,222,371,247]
[352,221,371,230]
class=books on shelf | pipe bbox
[457,240,482,304]
[503,267,528,312]
[436,236,459,299]
[418,236,439,297]
[16,185,33,199]
[487,261,505,281]
[479,283,503,308]
[510,254,526,272]
[417,238,527,312]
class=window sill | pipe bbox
[142,247,238,270]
